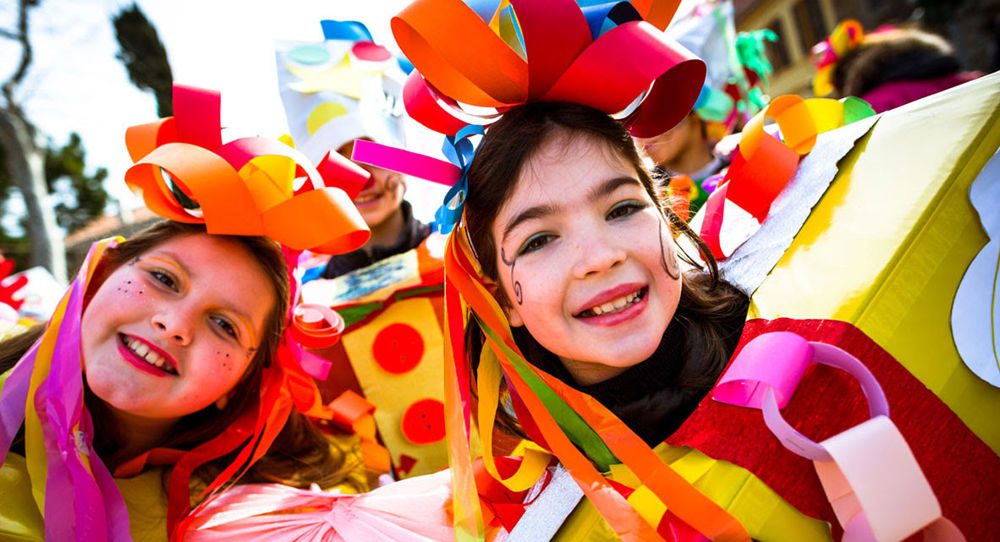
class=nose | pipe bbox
[150,309,192,346]
[571,231,627,280]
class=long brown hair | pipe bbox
[0,221,364,492]
[462,102,747,437]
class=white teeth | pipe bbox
[123,336,171,372]
[582,290,642,317]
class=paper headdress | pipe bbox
[812,19,865,97]
[352,0,708,235]
[666,0,777,135]
[275,20,410,164]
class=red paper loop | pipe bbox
[289,303,345,348]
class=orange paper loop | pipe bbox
[124,84,371,255]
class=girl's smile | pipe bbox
[573,284,649,326]
[117,333,179,377]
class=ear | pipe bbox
[484,278,525,328]
[506,303,525,328]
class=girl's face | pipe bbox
[492,133,682,385]
[81,233,276,421]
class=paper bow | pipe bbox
[714,331,965,542]
[812,19,865,97]
[125,84,371,254]
[184,470,454,540]
[392,0,706,138]
[277,20,411,163]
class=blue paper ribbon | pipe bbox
[433,124,485,234]
[320,20,375,42]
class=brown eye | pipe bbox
[607,201,646,220]
[149,270,178,291]
[211,316,238,339]
[518,233,555,256]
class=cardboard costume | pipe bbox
[301,234,453,479]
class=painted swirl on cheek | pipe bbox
[499,247,523,305]
[658,219,680,280]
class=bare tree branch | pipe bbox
[0,28,18,40]
[2,0,34,110]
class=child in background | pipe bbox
[277,21,453,481]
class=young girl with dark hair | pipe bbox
[463,102,749,446]
[345,1,837,538]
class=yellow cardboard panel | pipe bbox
[750,73,1000,450]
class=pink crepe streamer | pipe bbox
[184,469,454,541]
[0,240,132,542]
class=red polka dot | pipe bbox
[372,323,424,374]
[401,399,445,444]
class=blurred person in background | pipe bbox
[813,19,983,113]
[635,0,776,220]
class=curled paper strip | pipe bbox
[125,84,371,254]
[699,95,875,259]
[290,303,346,350]
[714,331,964,542]
[391,0,706,137]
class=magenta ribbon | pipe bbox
[0,241,132,541]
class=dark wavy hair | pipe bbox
[0,221,365,495]
[462,102,747,437]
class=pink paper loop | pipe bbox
[715,332,890,461]
[817,416,963,542]
[713,331,813,409]
[713,330,963,541]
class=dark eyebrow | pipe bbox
[500,177,643,243]
[588,176,643,202]
[501,203,559,243]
